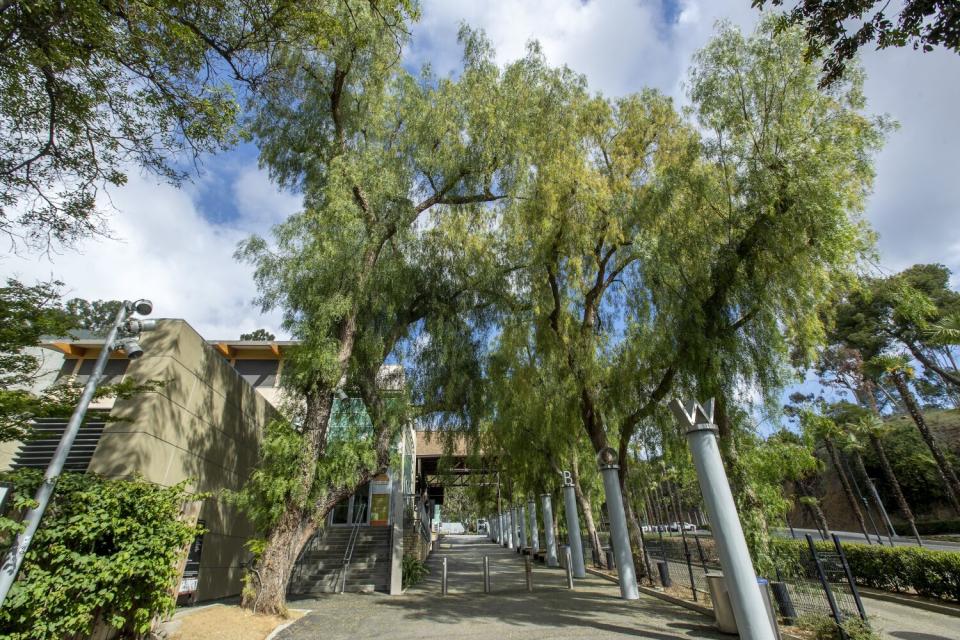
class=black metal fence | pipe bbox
[641,532,867,630]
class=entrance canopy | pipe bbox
[414,430,496,504]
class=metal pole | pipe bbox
[525,555,533,591]
[561,472,586,578]
[519,503,528,552]
[806,535,845,639]
[564,546,574,589]
[0,302,133,607]
[597,448,639,600]
[541,494,559,567]
[484,555,491,594]
[831,534,867,621]
[866,477,896,545]
[512,506,520,551]
[670,399,775,640]
[528,497,540,555]
[442,556,448,596]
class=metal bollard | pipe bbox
[657,560,672,588]
[525,555,533,592]
[770,581,797,625]
[484,555,491,594]
[564,546,574,589]
[442,557,448,596]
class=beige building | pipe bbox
[3,319,430,601]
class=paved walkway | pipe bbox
[279,534,726,639]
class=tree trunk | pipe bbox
[823,436,872,543]
[570,455,605,568]
[849,448,890,542]
[890,370,960,514]
[869,434,922,545]
[618,471,648,576]
[797,478,830,538]
[241,389,335,614]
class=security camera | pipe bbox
[133,299,153,316]
[122,319,157,335]
[118,337,145,360]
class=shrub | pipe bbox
[401,555,429,589]
[770,538,960,602]
[797,614,880,640]
[893,519,960,536]
[0,470,200,639]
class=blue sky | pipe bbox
[3,0,959,350]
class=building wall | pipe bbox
[87,320,278,601]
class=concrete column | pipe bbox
[561,473,586,578]
[541,494,559,566]
[528,497,540,554]
[670,399,775,640]
[597,448,639,600]
[506,509,514,549]
[519,503,528,551]
[388,470,404,595]
[512,506,520,550]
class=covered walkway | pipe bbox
[280,534,725,639]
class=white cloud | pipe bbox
[3,0,958,343]
[1,165,298,340]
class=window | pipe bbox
[59,358,129,386]
[232,359,279,388]
[12,418,106,472]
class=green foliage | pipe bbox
[239,328,277,341]
[401,555,429,589]
[62,298,123,334]
[0,470,200,639]
[860,419,958,511]
[797,614,879,640]
[0,0,413,247]
[892,519,960,536]
[0,279,75,441]
[228,418,310,535]
[771,538,960,602]
[755,0,960,87]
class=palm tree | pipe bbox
[878,356,960,514]
[840,424,893,543]
[855,415,923,545]
[806,412,873,542]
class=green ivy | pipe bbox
[0,470,200,639]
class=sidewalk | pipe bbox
[278,534,727,639]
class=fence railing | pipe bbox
[640,532,867,630]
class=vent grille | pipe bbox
[12,418,107,472]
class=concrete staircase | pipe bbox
[288,526,392,595]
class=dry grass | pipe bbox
[168,605,304,640]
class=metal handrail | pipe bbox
[340,502,367,593]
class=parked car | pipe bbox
[669,522,697,532]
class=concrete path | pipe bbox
[862,594,960,640]
[279,534,726,639]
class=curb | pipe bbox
[263,609,310,640]
[859,587,960,619]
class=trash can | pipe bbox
[705,572,781,638]
[756,578,782,640]
[705,572,738,634]
[605,548,616,570]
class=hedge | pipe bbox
[771,539,960,602]
[892,519,960,537]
